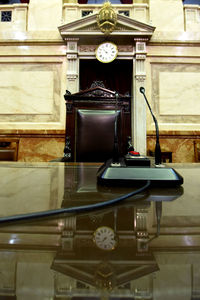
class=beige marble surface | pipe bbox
[28,0,63,31]
[0,167,52,215]
[159,71,200,116]
[0,61,66,129]
[0,162,65,217]
[0,70,53,114]
[150,0,184,32]
[149,62,200,132]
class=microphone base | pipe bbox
[97,158,183,187]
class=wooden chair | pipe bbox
[194,141,200,162]
[62,83,131,162]
[0,138,19,161]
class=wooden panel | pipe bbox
[0,138,19,161]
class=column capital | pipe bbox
[135,40,147,54]
[135,75,146,83]
[67,54,78,59]
[136,54,146,60]
[65,37,79,42]
[134,37,149,42]
[67,74,78,81]
[66,38,79,53]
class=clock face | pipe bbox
[93,226,117,251]
[96,42,118,63]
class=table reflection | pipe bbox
[0,162,200,299]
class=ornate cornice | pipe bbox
[58,13,155,43]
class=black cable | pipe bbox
[0,180,151,224]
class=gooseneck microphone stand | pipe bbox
[140,87,162,165]
[112,92,121,165]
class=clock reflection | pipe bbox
[50,166,183,296]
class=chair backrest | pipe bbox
[63,84,131,162]
[76,109,121,162]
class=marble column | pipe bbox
[61,216,77,251]
[133,39,148,155]
[66,38,79,93]
[136,207,149,252]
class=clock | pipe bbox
[95,42,118,63]
[93,226,117,251]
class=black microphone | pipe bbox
[112,92,120,164]
[140,87,162,165]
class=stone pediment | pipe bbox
[79,21,138,32]
[58,13,155,43]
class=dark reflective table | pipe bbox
[0,162,199,299]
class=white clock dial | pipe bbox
[93,226,117,251]
[96,42,118,63]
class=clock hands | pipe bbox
[94,226,117,250]
[96,42,118,63]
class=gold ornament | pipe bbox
[97,1,117,35]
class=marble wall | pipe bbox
[145,41,200,162]
[17,134,65,162]
[149,62,200,132]
[147,134,198,163]
[0,54,66,130]
[150,0,184,32]
[0,0,200,162]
